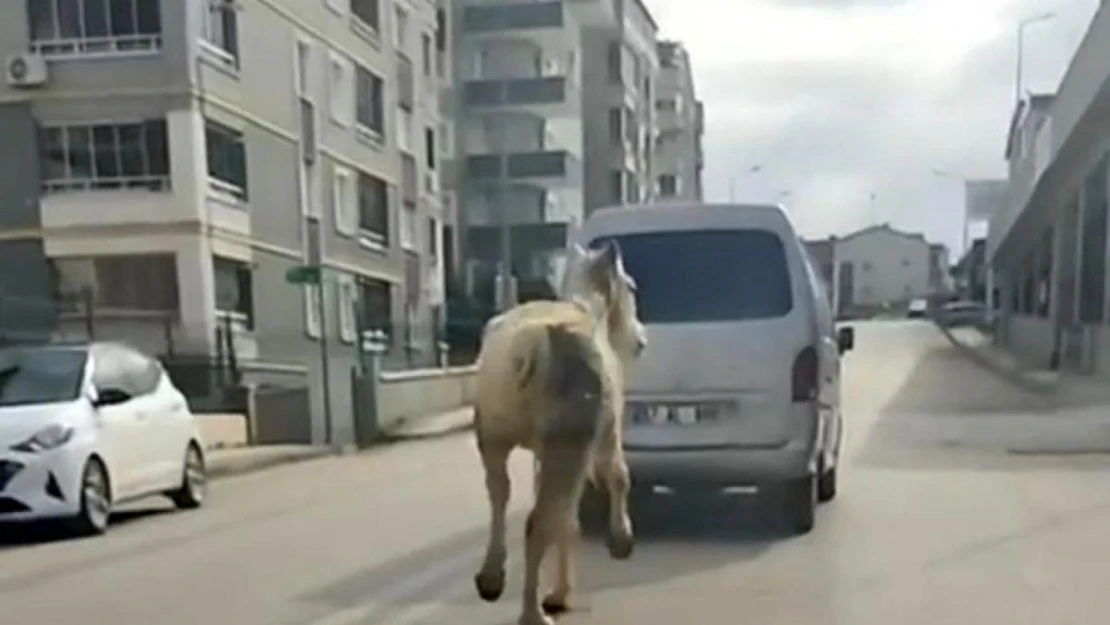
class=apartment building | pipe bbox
[653,40,703,202]
[452,0,661,305]
[0,0,448,444]
[583,0,659,213]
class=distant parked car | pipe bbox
[0,342,206,536]
[937,301,989,330]
[907,299,929,319]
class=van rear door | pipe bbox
[589,228,814,450]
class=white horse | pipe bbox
[471,241,646,625]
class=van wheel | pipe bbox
[777,476,816,535]
[817,466,838,503]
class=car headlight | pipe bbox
[10,424,75,453]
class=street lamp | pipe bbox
[1015,12,1056,104]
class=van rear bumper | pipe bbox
[623,438,818,488]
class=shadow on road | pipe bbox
[0,507,172,549]
[301,493,780,620]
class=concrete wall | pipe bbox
[1008,314,1056,369]
[376,365,477,430]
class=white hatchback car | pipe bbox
[0,342,206,535]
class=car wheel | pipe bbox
[168,443,206,510]
[70,457,112,536]
[775,476,816,535]
[817,466,838,503]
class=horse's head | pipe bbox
[571,240,647,361]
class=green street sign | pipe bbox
[285,264,321,285]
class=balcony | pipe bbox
[465,150,573,182]
[462,1,563,32]
[464,77,569,108]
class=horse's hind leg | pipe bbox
[595,423,634,560]
[541,515,578,615]
[520,443,590,625]
[474,435,512,603]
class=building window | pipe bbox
[428,216,438,264]
[355,65,386,138]
[1037,227,1053,318]
[393,4,408,48]
[337,274,358,343]
[213,256,254,330]
[52,253,179,312]
[201,0,239,66]
[606,41,621,84]
[425,127,436,170]
[295,38,311,97]
[1079,154,1108,324]
[608,108,622,145]
[357,170,389,248]
[332,166,357,235]
[28,0,162,57]
[351,0,380,34]
[357,277,392,339]
[608,170,622,204]
[39,120,170,193]
[658,174,677,197]
[401,205,416,251]
[205,120,248,200]
[329,53,354,127]
[422,32,433,76]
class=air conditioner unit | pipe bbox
[5,53,47,88]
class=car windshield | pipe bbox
[0,347,88,408]
[590,228,794,323]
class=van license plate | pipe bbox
[628,403,720,426]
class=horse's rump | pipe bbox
[475,303,607,446]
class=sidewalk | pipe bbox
[938,323,1110,405]
[203,407,474,480]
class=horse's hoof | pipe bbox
[542,594,570,615]
[607,532,635,560]
[474,569,505,602]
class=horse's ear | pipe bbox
[596,239,621,270]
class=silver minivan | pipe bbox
[571,203,855,534]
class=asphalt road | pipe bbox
[6,320,1110,625]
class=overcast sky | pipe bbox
[640,0,1098,257]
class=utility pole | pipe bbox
[306,216,334,447]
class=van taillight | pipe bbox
[792,346,819,402]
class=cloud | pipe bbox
[640,0,1097,254]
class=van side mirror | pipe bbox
[837,327,855,354]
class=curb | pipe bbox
[377,420,475,444]
[207,448,334,480]
[935,322,1058,394]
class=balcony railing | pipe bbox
[465,150,571,180]
[464,77,568,107]
[462,1,563,32]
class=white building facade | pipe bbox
[986,2,1110,374]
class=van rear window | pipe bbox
[590,229,793,323]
